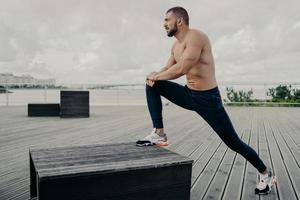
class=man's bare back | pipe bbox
[172,29,217,91]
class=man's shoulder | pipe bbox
[186,29,208,45]
[188,29,208,39]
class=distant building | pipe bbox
[0,73,56,86]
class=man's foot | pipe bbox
[136,128,169,147]
[255,171,277,195]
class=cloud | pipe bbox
[0,23,18,62]
[0,0,299,84]
[213,25,256,62]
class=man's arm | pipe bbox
[145,44,176,86]
[157,53,176,73]
[154,33,203,81]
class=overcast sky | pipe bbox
[0,0,299,84]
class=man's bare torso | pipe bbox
[172,29,217,91]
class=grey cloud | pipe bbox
[0,0,299,83]
[0,23,18,61]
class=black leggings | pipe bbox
[146,80,267,173]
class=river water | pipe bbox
[0,84,282,106]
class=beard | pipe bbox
[167,24,178,37]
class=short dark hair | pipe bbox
[166,7,189,25]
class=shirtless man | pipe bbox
[135,7,276,195]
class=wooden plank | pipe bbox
[190,108,250,199]
[190,142,228,200]
[176,125,213,156]
[8,190,29,200]
[278,109,300,147]
[255,108,279,200]
[267,109,300,198]
[196,107,251,200]
[190,129,222,184]
[263,112,297,200]
[201,146,236,199]
[274,110,300,164]
[279,109,300,158]
[241,108,260,200]
[222,108,253,200]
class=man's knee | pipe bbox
[145,80,167,91]
[154,80,168,87]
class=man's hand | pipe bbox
[146,72,158,87]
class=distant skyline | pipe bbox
[0,0,299,84]
[0,72,55,86]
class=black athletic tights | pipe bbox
[146,80,267,173]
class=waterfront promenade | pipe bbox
[0,106,299,200]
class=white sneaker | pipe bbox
[136,128,169,147]
[255,171,277,195]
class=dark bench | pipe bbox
[29,142,193,200]
[60,91,89,118]
[28,103,60,117]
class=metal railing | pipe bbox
[0,82,299,106]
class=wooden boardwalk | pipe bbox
[0,105,299,200]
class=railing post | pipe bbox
[44,85,47,103]
[6,85,9,106]
[264,83,267,107]
[116,87,119,106]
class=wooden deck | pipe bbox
[0,105,299,200]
